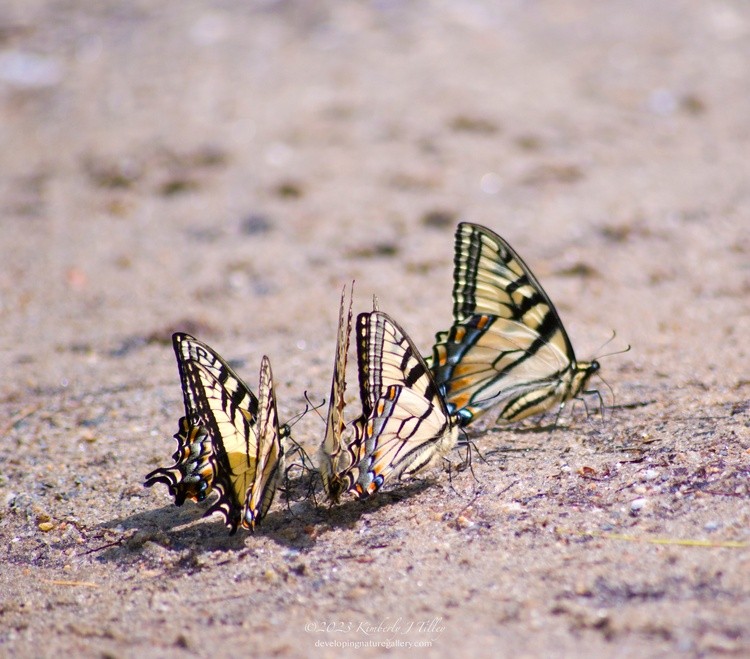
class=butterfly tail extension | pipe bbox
[204,473,243,535]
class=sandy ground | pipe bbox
[1,1,749,657]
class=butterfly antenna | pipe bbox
[595,330,632,360]
[286,392,326,429]
[302,390,328,425]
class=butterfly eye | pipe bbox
[456,409,474,427]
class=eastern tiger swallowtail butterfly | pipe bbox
[430,222,600,427]
[144,333,285,533]
[352,309,459,498]
[318,285,367,504]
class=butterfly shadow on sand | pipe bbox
[93,474,436,564]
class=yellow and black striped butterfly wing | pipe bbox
[431,223,599,425]
[451,222,568,341]
[173,332,260,426]
[187,358,261,534]
[353,311,458,498]
[432,313,597,424]
[144,332,258,508]
[318,285,366,503]
[144,416,217,505]
[243,356,284,530]
[357,385,457,497]
[169,333,264,533]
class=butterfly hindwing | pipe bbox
[144,416,217,505]
[353,310,458,498]
[431,223,599,426]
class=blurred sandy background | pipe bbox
[1,2,749,657]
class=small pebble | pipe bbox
[346,587,367,600]
[264,569,279,583]
[455,515,475,529]
[630,498,647,513]
[240,213,272,235]
[575,581,592,596]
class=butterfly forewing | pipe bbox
[454,224,568,340]
[361,311,436,399]
[185,359,260,534]
[174,333,260,424]
[243,355,284,530]
[318,285,367,503]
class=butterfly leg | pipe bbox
[553,402,567,428]
[579,387,606,422]
[281,459,319,509]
